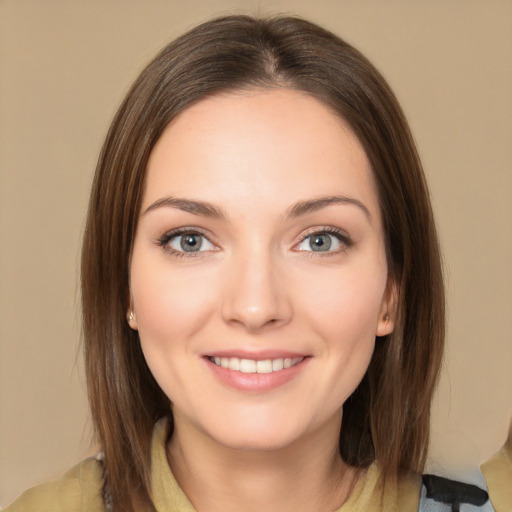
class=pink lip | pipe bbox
[203,354,310,393]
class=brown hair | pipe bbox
[81,15,444,511]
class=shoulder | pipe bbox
[481,422,512,511]
[4,457,105,512]
[419,473,494,512]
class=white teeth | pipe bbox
[210,356,304,373]
[228,358,240,371]
[272,359,284,371]
[239,359,257,373]
[256,360,273,373]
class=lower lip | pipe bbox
[204,357,310,392]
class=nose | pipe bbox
[221,250,293,332]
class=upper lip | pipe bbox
[204,350,309,360]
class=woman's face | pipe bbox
[129,89,395,451]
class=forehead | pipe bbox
[143,89,379,220]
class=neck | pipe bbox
[167,412,361,512]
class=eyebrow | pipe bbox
[142,197,226,219]
[285,195,371,221]
[142,194,371,221]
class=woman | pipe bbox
[6,15,494,512]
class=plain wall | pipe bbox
[1,0,511,506]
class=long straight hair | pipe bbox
[81,15,445,510]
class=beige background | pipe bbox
[1,0,511,506]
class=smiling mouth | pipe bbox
[208,356,305,374]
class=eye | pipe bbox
[159,230,215,255]
[295,229,351,253]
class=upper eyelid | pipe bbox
[158,226,214,241]
[296,226,351,241]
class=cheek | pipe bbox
[129,255,217,351]
[129,255,221,402]
[295,258,387,391]
[298,262,388,340]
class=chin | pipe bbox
[200,413,321,454]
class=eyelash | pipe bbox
[156,228,215,259]
[156,226,353,259]
[294,227,353,256]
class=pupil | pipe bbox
[311,234,331,251]
[181,234,201,252]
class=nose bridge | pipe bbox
[221,242,292,330]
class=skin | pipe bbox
[128,89,396,512]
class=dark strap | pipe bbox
[419,474,493,512]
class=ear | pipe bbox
[127,307,138,330]
[376,278,398,337]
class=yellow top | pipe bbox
[5,419,421,511]
[480,422,512,512]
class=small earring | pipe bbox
[383,313,390,322]
[128,311,134,322]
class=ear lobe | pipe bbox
[127,308,138,330]
[376,279,398,337]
